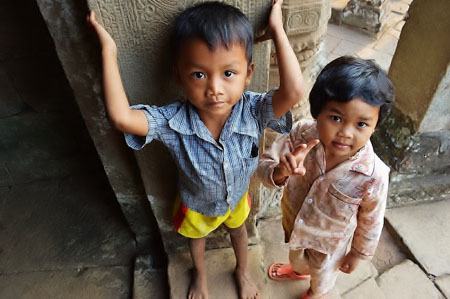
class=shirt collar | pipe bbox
[222,95,258,140]
[349,141,375,176]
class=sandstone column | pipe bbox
[372,0,450,207]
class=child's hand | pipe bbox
[339,251,361,274]
[256,0,284,43]
[87,11,117,54]
[275,139,319,178]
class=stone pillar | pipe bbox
[253,0,331,218]
[372,0,450,207]
[36,0,161,252]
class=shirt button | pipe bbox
[307,198,313,204]
[297,219,303,224]
[319,176,324,181]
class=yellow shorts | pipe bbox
[172,190,251,239]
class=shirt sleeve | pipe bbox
[351,168,390,260]
[257,121,304,189]
[123,104,165,150]
[248,89,293,134]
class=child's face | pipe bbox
[316,98,379,163]
[175,38,254,119]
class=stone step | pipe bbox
[376,259,445,299]
[133,254,169,299]
[385,199,450,277]
[341,278,386,299]
[167,245,269,299]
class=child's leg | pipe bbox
[301,245,347,299]
[188,237,208,299]
[226,224,260,299]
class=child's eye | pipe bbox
[330,115,341,122]
[224,70,235,78]
[357,122,368,128]
[191,72,205,79]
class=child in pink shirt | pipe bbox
[257,56,395,299]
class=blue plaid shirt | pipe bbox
[125,89,292,216]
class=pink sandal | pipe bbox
[268,262,310,281]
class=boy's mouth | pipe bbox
[332,141,351,149]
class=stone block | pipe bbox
[435,275,450,299]
[372,226,407,274]
[0,68,26,118]
[376,259,444,299]
[0,176,135,273]
[342,278,386,299]
[336,260,378,294]
[0,267,131,299]
[168,245,268,299]
[133,254,169,299]
[385,200,450,277]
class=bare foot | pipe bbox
[188,269,208,299]
[234,269,259,299]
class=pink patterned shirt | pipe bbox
[257,119,390,259]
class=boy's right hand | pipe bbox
[275,139,319,177]
[87,11,117,54]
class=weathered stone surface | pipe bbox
[435,275,450,299]
[372,226,407,274]
[336,260,378,295]
[0,267,131,299]
[342,278,386,299]
[0,175,135,273]
[133,254,169,299]
[389,0,450,132]
[0,68,26,117]
[342,0,390,35]
[385,200,450,276]
[36,0,161,250]
[376,259,444,299]
[168,245,268,299]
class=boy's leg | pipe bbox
[226,224,260,299]
[188,237,208,299]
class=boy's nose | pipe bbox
[206,77,222,96]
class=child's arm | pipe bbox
[257,0,304,118]
[88,11,148,136]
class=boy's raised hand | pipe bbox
[256,0,284,43]
[87,11,117,54]
[276,139,319,177]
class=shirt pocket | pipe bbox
[318,184,360,222]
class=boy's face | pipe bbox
[316,98,379,163]
[175,38,254,120]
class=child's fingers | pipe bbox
[279,156,292,174]
[293,139,319,159]
[285,154,298,173]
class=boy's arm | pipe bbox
[258,0,304,118]
[88,11,148,136]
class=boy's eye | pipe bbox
[191,72,205,79]
[224,70,235,78]
[357,122,368,128]
[330,115,341,122]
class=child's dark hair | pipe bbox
[309,56,395,126]
[170,1,254,65]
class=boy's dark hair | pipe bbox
[170,1,254,65]
[309,56,395,126]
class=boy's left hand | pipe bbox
[256,0,284,43]
[339,251,361,274]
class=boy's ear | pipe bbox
[245,62,255,86]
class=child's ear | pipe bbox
[245,62,255,86]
